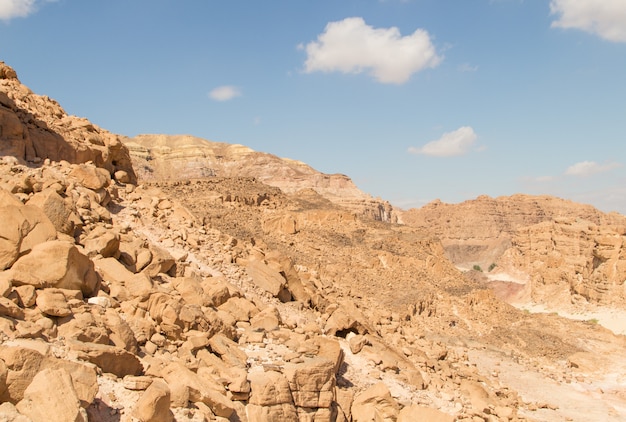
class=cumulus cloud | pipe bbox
[0,0,36,20]
[301,17,442,84]
[208,85,241,102]
[408,126,478,157]
[564,160,620,176]
[550,0,626,42]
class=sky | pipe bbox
[1,0,626,214]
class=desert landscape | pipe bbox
[1,59,626,422]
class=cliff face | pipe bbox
[123,134,396,222]
[498,218,626,306]
[402,194,626,306]
[0,62,135,183]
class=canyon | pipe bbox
[1,60,625,422]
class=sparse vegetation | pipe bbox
[488,263,497,272]
[473,264,483,272]
[587,318,599,325]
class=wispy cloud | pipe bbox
[564,160,621,177]
[408,126,478,157]
[301,17,442,84]
[520,175,556,183]
[550,0,626,42]
[208,85,241,102]
[458,63,478,72]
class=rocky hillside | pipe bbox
[123,134,395,223]
[1,61,626,422]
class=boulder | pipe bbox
[248,370,294,407]
[69,164,110,191]
[208,333,248,368]
[351,383,399,422]
[82,226,120,258]
[160,362,235,418]
[68,340,143,378]
[94,257,153,300]
[6,241,99,296]
[16,368,85,422]
[0,346,45,403]
[250,305,282,332]
[283,357,336,408]
[0,201,56,270]
[27,188,77,235]
[246,259,290,300]
[131,379,174,422]
[35,288,72,317]
[142,244,175,277]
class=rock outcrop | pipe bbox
[0,61,135,184]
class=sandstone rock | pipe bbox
[351,383,399,422]
[250,305,282,332]
[284,357,336,408]
[160,362,235,418]
[0,200,56,270]
[324,304,366,338]
[44,359,98,408]
[57,311,109,345]
[0,346,44,403]
[70,164,110,191]
[27,188,77,235]
[0,402,31,422]
[103,307,139,354]
[460,379,492,414]
[248,369,294,406]
[0,297,24,319]
[16,368,85,422]
[172,275,208,307]
[131,379,174,422]
[142,244,175,277]
[218,296,258,322]
[13,285,36,308]
[246,258,290,300]
[208,333,248,368]
[35,288,72,317]
[246,403,298,422]
[6,241,98,296]
[68,340,143,377]
[205,282,231,307]
[397,404,454,422]
[0,358,7,399]
[348,334,368,354]
[94,257,153,300]
[82,226,120,258]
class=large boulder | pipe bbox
[4,240,99,296]
[16,368,85,422]
[0,194,57,270]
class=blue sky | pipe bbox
[2,0,626,213]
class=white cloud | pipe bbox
[208,85,241,102]
[408,126,478,157]
[550,0,626,42]
[564,160,620,177]
[0,0,36,20]
[302,17,442,84]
